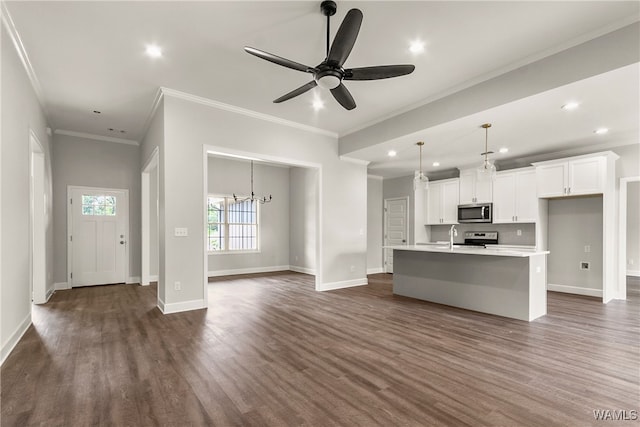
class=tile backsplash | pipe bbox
[427,223,536,246]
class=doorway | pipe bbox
[619,176,640,299]
[30,131,47,304]
[384,197,409,273]
[67,186,129,287]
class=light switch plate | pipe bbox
[174,227,188,237]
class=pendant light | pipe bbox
[233,160,272,204]
[476,123,496,181]
[413,141,429,191]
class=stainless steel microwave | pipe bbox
[457,203,492,223]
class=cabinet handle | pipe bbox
[568,187,571,194]
[515,215,518,222]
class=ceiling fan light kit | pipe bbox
[244,0,415,110]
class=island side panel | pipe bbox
[528,253,547,321]
[393,250,534,321]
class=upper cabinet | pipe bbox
[493,168,537,223]
[426,178,459,225]
[459,169,492,204]
[534,153,611,198]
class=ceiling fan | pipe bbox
[244,0,416,110]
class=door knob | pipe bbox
[120,240,126,245]
[402,239,406,243]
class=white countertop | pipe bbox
[384,244,549,257]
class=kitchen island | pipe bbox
[385,245,550,321]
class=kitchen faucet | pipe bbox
[450,224,458,249]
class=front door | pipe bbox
[384,197,408,273]
[69,187,128,287]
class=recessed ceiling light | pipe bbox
[388,150,397,157]
[409,40,425,54]
[432,162,440,167]
[145,44,162,58]
[312,99,324,111]
[561,102,579,110]
[499,147,509,153]
[594,128,609,135]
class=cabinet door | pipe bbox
[441,180,460,224]
[514,169,538,222]
[459,170,475,204]
[569,157,604,196]
[492,173,515,223]
[536,163,567,198]
[426,183,442,225]
[474,176,493,203]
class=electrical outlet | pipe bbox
[584,245,591,253]
[350,265,355,272]
[516,229,522,236]
[629,259,635,265]
[580,262,590,271]
[536,266,541,273]
[174,281,181,291]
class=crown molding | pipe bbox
[54,129,139,146]
[339,155,370,166]
[367,174,384,181]
[140,87,164,142]
[160,87,338,139]
[1,2,50,122]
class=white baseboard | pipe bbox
[127,276,141,284]
[317,277,368,291]
[627,270,640,277]
[54,282,70,290]
[289,265,316,275]
[367,267,384,275]
[148,275,159,282]
[1,312,32,366]
[547,283,603,298]
[45,287,55,302]
[208,265,290,277]
[160,298,207,314]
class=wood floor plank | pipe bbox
[2,273,638,426]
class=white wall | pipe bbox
[548,196,604,292]
[158,92,367,310]
[51,133,141,283]
[627,181,640,275]
[367,176,383,274]
[1,22,53,363]
[289,166,318,274]
[208,156,290,275]
[149,164,158,278]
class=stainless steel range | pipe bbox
[459,231,498,248]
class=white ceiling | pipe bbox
[4,1,640,176]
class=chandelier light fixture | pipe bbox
[477,123,496,181]
[413,141,429,191]
[233,160,272,204]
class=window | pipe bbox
[207,196,258,252]
[82,195,116,216]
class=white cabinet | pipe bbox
[459,169,492,204]
[493,168,537,223]
[535,156,604,198]
[426,179,459,225]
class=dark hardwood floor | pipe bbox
[2,273,638,426]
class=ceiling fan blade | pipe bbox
[327,9,363,67]
[245,46,316,73]
[273,81,318,103]
[344,65,416,81]
[330,83,356,110]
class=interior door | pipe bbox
[70,188,127,287]
[384,198,408,273]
